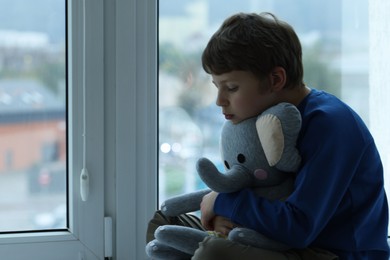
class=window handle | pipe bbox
[80,168,89,201]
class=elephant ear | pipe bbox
[255,113,284,167]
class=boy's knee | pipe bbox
[192,236,229,260]
[193,236,298,260]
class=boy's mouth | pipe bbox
[224,113,234,120]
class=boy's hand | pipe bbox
[200,191,219,230]
[212,216,236,236]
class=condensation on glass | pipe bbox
[0,0,66,232]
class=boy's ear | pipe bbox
[269,66,286,91]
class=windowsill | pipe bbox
[0,230,77,244]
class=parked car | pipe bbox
[28,161,66,194]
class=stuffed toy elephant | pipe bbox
[146,102,302,259]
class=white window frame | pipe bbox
[115,0,158,259]
[0,0,157,258]
[0,0,105,258]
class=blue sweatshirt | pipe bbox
[214,89,390,259]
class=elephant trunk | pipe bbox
[196,157,253,193]
[161,189,211,216]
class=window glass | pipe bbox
[0,0,66,232]
[158,0,390,207]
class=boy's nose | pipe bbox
[216,92,228,107]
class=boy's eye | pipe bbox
[227,85,239,91]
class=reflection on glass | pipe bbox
[0,0,66,232]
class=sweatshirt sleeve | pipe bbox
[214,107,380,249]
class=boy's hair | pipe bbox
[202,12,304,89]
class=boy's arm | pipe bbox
[213,111,374,248]
[200,191,218,230]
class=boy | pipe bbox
[197,12,389,260]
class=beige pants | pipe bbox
[192,236,339,260]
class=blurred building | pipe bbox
[0,79,65,172]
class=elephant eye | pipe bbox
[224,160,230,169]
[237,154,246,164]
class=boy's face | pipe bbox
[212,70,278,124]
